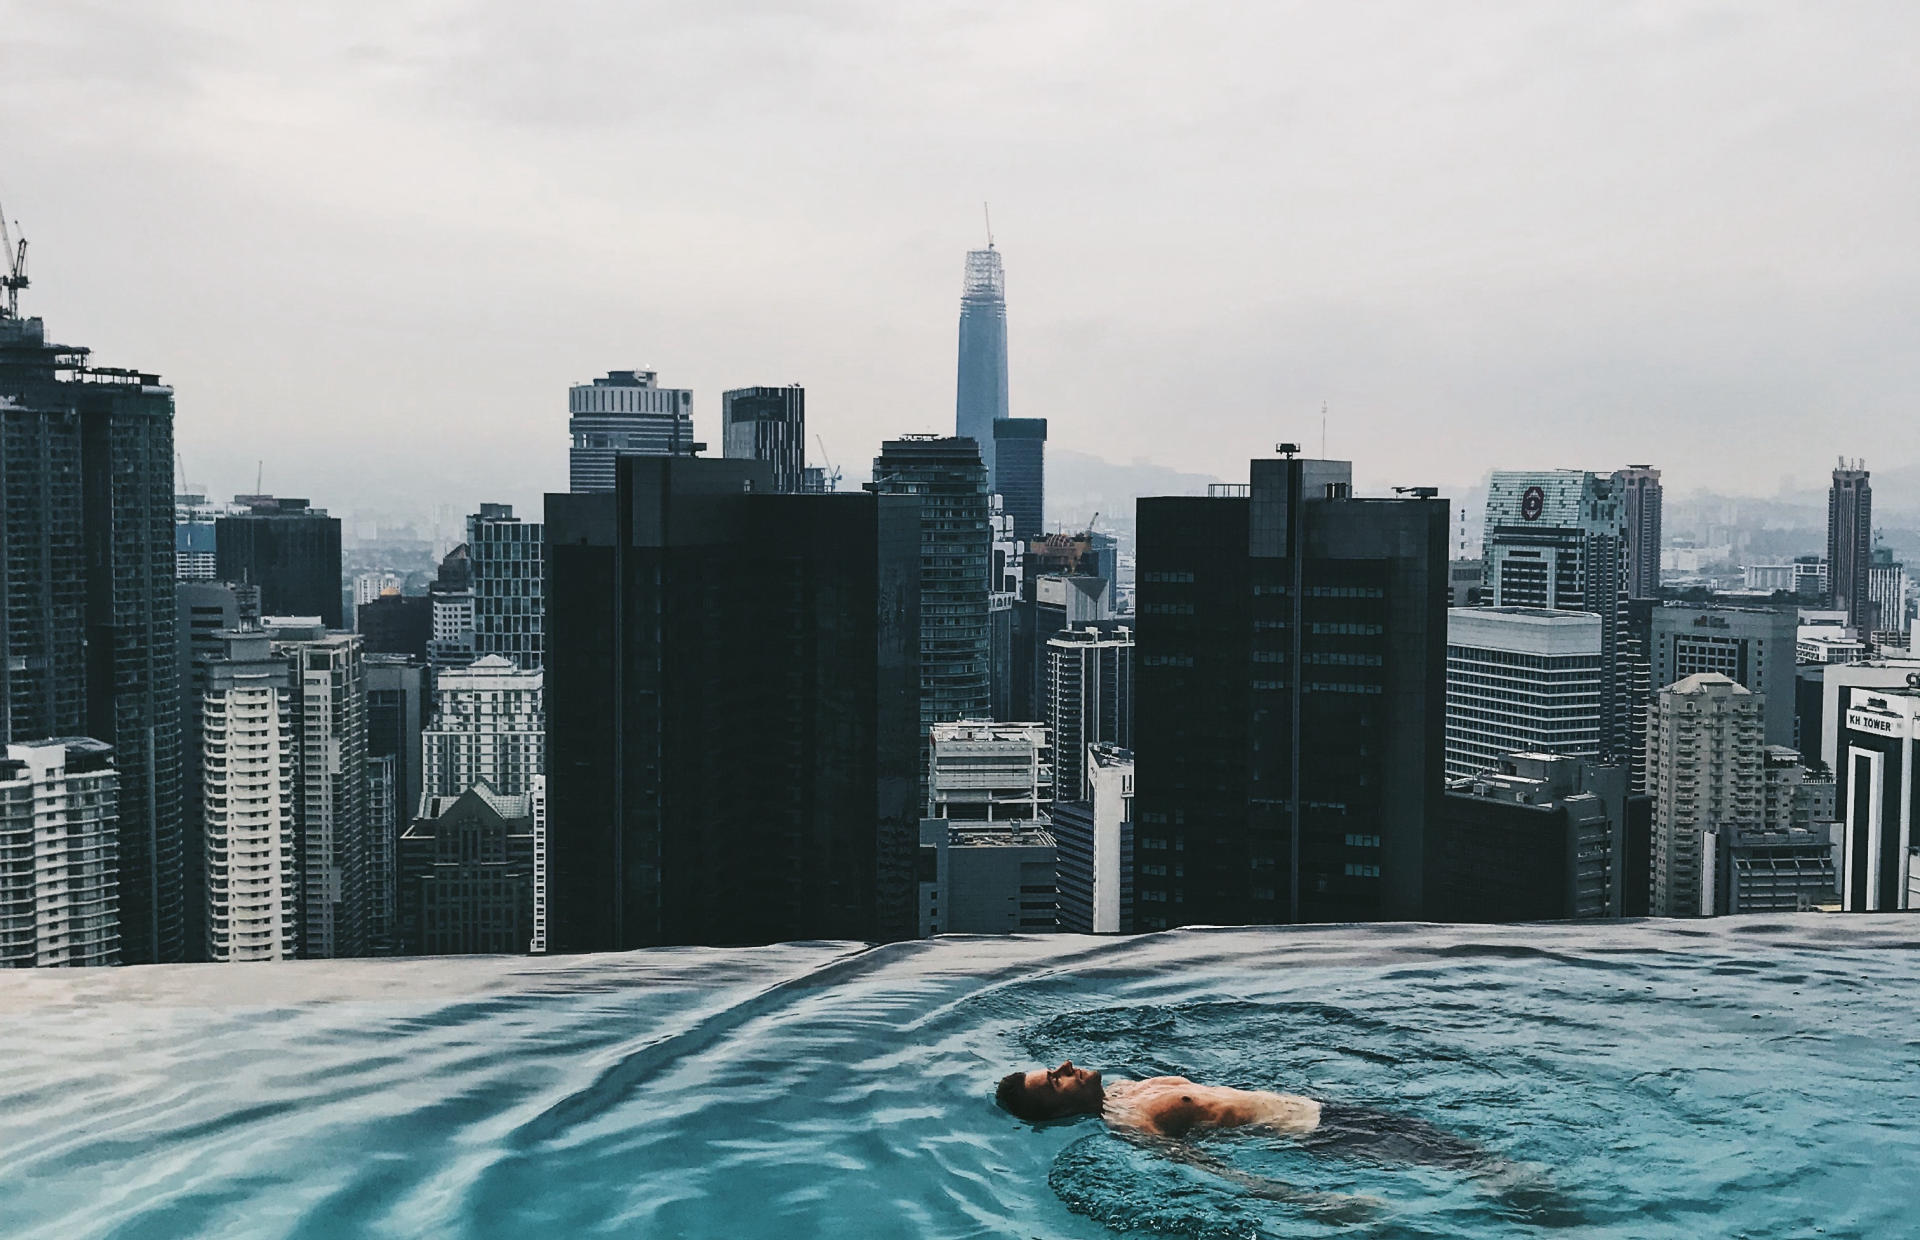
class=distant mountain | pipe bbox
[1047,450,1222,533]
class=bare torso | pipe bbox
[1101,1077,1322,1139]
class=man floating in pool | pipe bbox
[997,1061,1576,1222]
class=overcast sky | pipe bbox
[6,1,1918,521]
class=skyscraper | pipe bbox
[1868,545,1908,647]
[422,656,544,798]
[1647,603,1797,748]
[955,247,1009,486]
[544,455,920,951]
[870,437,992,738]
[1829,459,1873,633]
[2,308,183,965]
[399,787,536,955]
[1647,673,1764,917]
[1481,471,1632,765]
[199,629,299,963]
[177,581,249,960]
[468,503,543,669]
[0,739,120,968]
[721,385,806,494]
[1837,682,1920,911]
[1045,624,1134,803]
[1133,456,1448,928]
[1614,465,1663,599]
[1051,743,1134,934]
[992,417,1048,542]
[567,370,699,493]
[215,497,344,628]
[1444,607,1604,781]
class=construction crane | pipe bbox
[813,435,843,493]
[1084,511,1101,537]
[0,201,27,320]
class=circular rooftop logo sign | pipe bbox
[1520,486,1545,520]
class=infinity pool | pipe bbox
[2,917,1915,1238]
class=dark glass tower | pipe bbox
[721,385,806,494]
[992,417,1048,542]
[1614,465,1663,600]
[1132,458,1447,929]
[1829,460,1872,632]
[955,248,1009,487]
[216,498,343,627]
[1,312,183,964]
[544,456,921,951]
[870,437,992,737]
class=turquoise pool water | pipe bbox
[2,917,1915,1238]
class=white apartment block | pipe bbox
[202,633,299,963]
[1445,607,1604,782]
[0,739,119,968]
[423,655,545,800]
[1647,674,1764,917]
[927,720,1053,821]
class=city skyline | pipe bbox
[8,4,1920,523]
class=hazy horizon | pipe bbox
[9,2,1918,523]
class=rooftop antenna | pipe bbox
[983,201,994,249]
[0,200,27,320]
[1321,402,1327,458]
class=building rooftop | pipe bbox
[946,822,1056,849]
[1667,673,1751,696]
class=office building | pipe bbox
[1481,470,1631,764]
[1431,753,1625,921]
[1448,558,1484,607]
[354,572,402,607]
[264,620,370,958]
[468,503,543,670]
[927,720,1053,821]
[1818,659,1920,774]
[399,786,536,955]
[422,656,544,799]
[993,417,1048,543]
[1647,674,1765,917]
[988,497,1022,722]
[1614,465,1663,599]
[1868,546,1909,647]
[366,753,398,954]
[215,497,343,628]
[365,654,427,953]
[918,819,1055,936]
[1799,629,1866,667]
[1829,460,1872,631]
[1701,825,1838,914]
[1647,602,1797,748]
[544,455,920,951]
[721,385,806,494]
[1133,455,1448,928]
[198,630,298,963]
[356,592,430,659]
[1836,683,1920,911]
[1046,625,1134,803]
[427,544,476,672]
[870,437,992,737]
[1762,745,1835,834]
[1,307,182,965]
[567,369,699,493]
[0,738,119,968]
[1444,607,1604,782]
[955,245,1009,486]
[1051,743,1133,934]
[175,518,218,580]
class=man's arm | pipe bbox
[1115,1132,1384,1223]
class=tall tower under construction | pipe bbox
[955,244,1009,488]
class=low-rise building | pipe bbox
[917,818,1057,936]
[1702,825,1839,914]
[1431,753,1625,921]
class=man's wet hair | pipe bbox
[997,1070,1069,1121]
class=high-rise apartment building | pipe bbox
[2,308,182,965]
[1432,753,1626,921]
[567,370,699,493]
[721,386,806,494]
[468,504,543,669]
[0,738,119,968]
[544,455,920,951]
[1614,465,1663,599]
[265,621,370,958]
[1045,625,1134,803]
[1647,673,1764,917]
[955,246,1009,487]
[1051,743,1134,934]
[1133,456,1448,928]
[422,656,544,799]
[992,417,1048,543]
[1828,460,1873,633]
[1482,471,1632,765]
[176,581,250,961]
[870,437,992,738]
[1444,607,1603,782]
[215,497,344,628]
[926,720,1053,821]
[199,630,299,962]
[1648,603,1797,749]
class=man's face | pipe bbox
[1024,1060,1103,1115]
